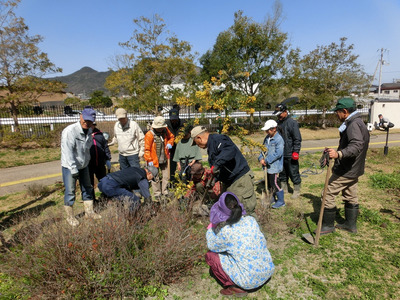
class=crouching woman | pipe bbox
[205,192,275,297]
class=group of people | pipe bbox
[204,97,370,296]
[61,97,370,296]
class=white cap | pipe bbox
[261,120,278,131]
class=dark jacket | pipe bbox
[166,119,185,139]
[89,128,112,167]
[207,134,250,186]
[109,167,146,189]
[333,112,370,178]
[107,167,151,198]
[277,115,302,158]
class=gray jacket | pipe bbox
[61,121,93,175]
[333,112,370,178]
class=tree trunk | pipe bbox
[249,112,255,131]
[322,107,327,129]
[10,102,20,132]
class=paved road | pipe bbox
[1,133,400,197]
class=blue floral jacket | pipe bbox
[206,216,275,289]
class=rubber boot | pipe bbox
[291,184,301,199]
[64,206,79,227]
[272,190,285,209]
[280,181,289,194]
[84,200,102,219]
[319,207,336,235]
[336,203,359,233]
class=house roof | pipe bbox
[380,83,400,90]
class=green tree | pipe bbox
[0,0,65,131]
[64,97,81,106]
[199,2,296,125]
[295,37,370,128]
[88,90,113,108]
[105,14,198,113]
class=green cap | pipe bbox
[331,98,355,111]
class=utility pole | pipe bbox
[378,48,387,97]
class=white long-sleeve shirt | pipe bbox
[109,119,144,157]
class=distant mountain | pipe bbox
[49,67,112,98]
[48,65,203,98]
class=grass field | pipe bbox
[0,129,399,299]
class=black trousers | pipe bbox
[279,157,301,185]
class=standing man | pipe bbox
[61,107,102,226]
[320,98,369,235]
[166,106,185,180]
[191,126,257,217]
[89,122,112,202]
[273,103,302,199]
[144,116,175,200]
[108,108,145,169]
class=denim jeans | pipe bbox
[119,154,140,170]
[62,166,93,206]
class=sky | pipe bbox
[14,0,400,85]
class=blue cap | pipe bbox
[81,107,96,122]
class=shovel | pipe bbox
[303,158,334,246]
[260,151,269,207]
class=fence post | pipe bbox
[11,125,14,132]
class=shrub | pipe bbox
[26,183,50,198]
[1,201,206,298]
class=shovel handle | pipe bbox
[314,158,334,247]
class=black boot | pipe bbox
[336,203,359,234]
[318,207,336,235]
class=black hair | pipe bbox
[346,106,356,114]
[225,193,243,226]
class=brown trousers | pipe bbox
[324,174,359,209]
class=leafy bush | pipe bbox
[1,202,206,298]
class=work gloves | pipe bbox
[210,165,220,176]
[291,152,299,160]
[166,144,172,149]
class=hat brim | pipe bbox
[152,124,167,129]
